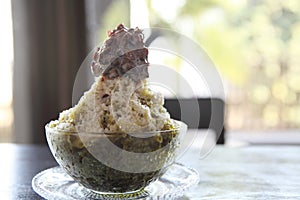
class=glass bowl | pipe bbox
[45,121,187,198]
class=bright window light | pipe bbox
[0,0,14,141]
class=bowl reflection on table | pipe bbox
[45,121,187,196]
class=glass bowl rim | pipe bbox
[45,120,187,135]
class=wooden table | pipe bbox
[180,144,300,199]
[0,144,56,199]
[1,143,299,199]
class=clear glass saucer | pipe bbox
[32,163,199,200]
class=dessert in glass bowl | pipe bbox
[45,24,187,198]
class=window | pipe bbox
[140,0,300,131]
[0,0,13,142]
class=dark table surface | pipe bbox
[0,144,57,200]
[1,143,300,200]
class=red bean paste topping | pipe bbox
[91,24,149,81]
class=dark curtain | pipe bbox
[12,0,87,143]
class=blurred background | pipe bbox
[0,0,299,144]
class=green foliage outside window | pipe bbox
[146,0,300,129]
